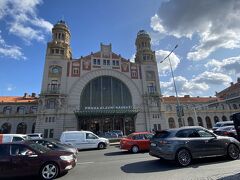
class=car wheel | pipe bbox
[131,145,139,153]
[40,162,59,180]
[176,149,192,167]
[227,143,239,160]
[98,142,105,149]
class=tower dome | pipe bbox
[52,20,71,45]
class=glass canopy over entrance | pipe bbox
[75,76,139,135]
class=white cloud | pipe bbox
[0,33,26,60]
[151,0,240,61]
[205,56,240,76]
[192,71,232,86]
[156,49,180,76]
[6,84,16,92]
[160,76,209,96]
[0,0,53,50]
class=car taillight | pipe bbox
[223,131,229,136]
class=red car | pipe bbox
[120,132,153,153]
[0,141,76,179]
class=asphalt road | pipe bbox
[57,145,240,180]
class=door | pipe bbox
[197,129,225,156]
[85,133,99,148]
[10,144,40,176]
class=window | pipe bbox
[73,67,79,74]
[16,122,27,134]
[112,60,115,66]
[132,134,144,140]
[49,129,54,138]
[12,137,24,142]
[187,117,194,126]
[168,118,176,128]
[147,83,156,94]
[44,129,48,138]
[205,116,212,129]
[197,129,214,137]
[214,116,219,124]
[3,106,12,115]
[17,106,25,114]
[107,60,110,65]
[103,59,106,65]
[30,106,38,113]
[55,49,59,54]
[60,49,64,55]
[144,134,153,139]
[97,59,100,65]
[222,115,227,121]
[197,117,203,126]
[116,61,119,66]
[46,99,56,109]
[0,123,11,134]
[10,145,33,156]
[93,59,97,65]
[45,117,48,123]
[86,133,98,139]
[176,129,198,138]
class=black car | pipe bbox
[27,139,78,156]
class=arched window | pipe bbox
[214,116,219,124]
[205,116,212,129]
[31,122,36,133]
[233,104,238,109]
[30,106,38,114]
[80,76,132,108]
[17,106,25,114]
[187,117,194,126]
[0,123,11,134]
[168,118,176,128]
[16,122,27,134]
[178,118,183,127]
[222,115,227,121]
[197,117,203,127]
[3,106,12,115]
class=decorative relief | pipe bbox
[82,59,91,71]
[121,62,129,72]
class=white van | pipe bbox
[212,121,234,131]
[60,131,109,150]
[0,134,28,143]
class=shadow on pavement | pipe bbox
[121,157,239,174]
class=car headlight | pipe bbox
[60,155,73,161]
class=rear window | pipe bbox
[223,123,234,126]
[153,131,170,139]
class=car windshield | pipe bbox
[28,143,51,153]
[214,124,222,127]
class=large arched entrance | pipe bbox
[75,76,138,135]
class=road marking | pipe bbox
[77,162,94,165]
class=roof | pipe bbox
[162,96,220,103]
[130,131,152,135]
[0,96,38,103]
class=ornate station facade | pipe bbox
[35,20,163,138]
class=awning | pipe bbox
[74,108,139,117]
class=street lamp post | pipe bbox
[160,45,185,126]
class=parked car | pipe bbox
[60,131,109,150]
[27,139,78,156]
[111,130,123,137]
[212,121,234,131]
[0,134,29,143]
[98,132,118,139]
[0,141,76,179]
[120,132,153,153]
[149,126,240,167]
[213,126,237,138]
[27,133,43,139]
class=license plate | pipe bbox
[151,143,156,146]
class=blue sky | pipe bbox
[0,0,240,97]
